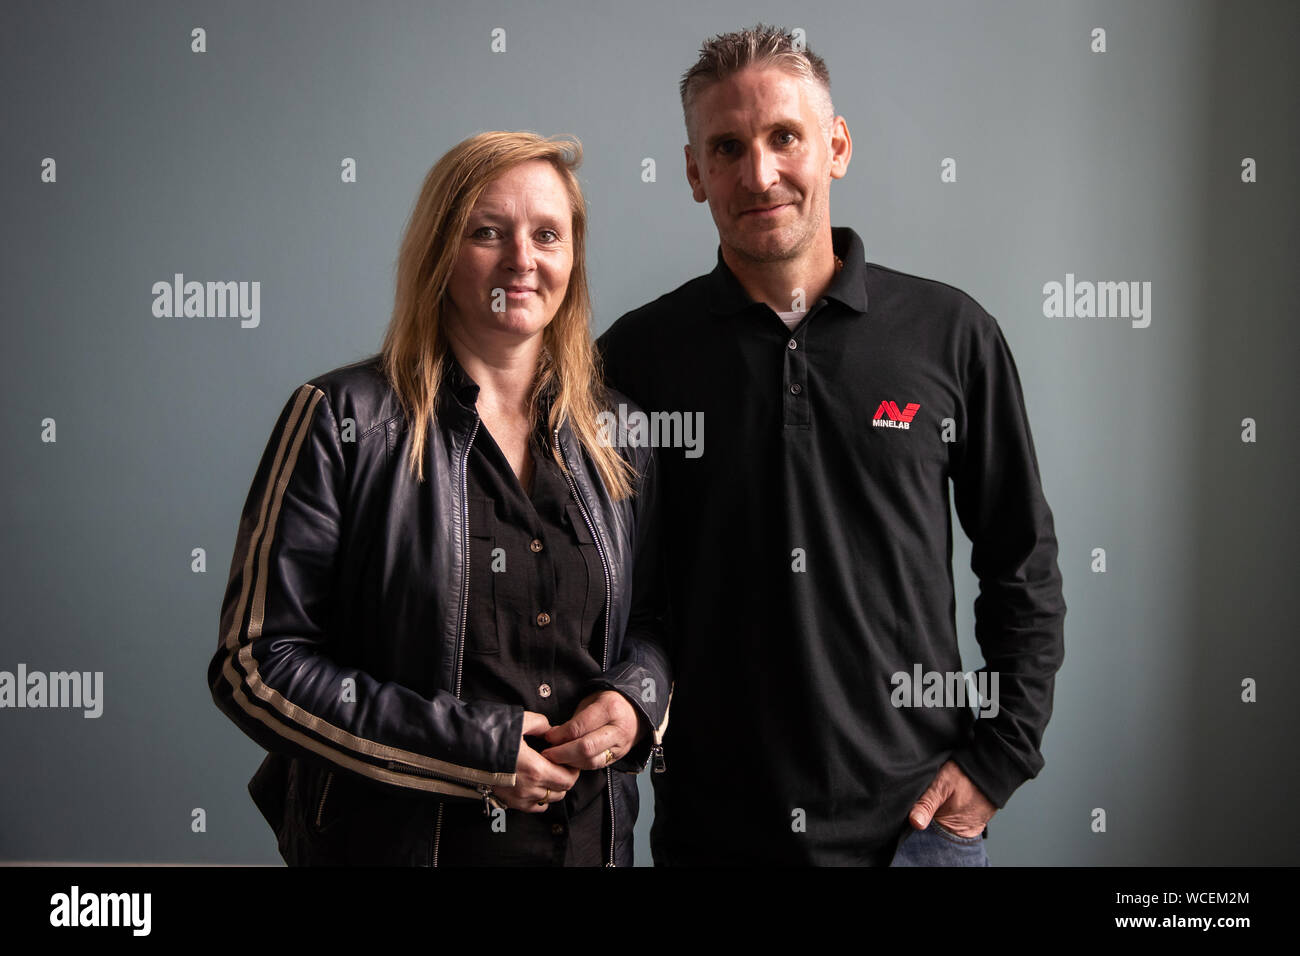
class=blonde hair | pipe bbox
[379,131,634,500]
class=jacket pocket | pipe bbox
[305,761,353,837]
[276,759,346,866]
[299,763,437,865]
[311,769,344,835]
[466,496,500,655]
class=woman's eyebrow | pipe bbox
[469,209,569,229]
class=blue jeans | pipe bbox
[889,820,991,866]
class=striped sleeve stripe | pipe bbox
[217,383,515,790]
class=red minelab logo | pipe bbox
[873,400,920,430]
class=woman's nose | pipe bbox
[502,233,535,272]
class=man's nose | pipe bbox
[739,144,780,194]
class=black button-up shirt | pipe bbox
[435,356,608,865]
[598,226,1066,865]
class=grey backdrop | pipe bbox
[2,0,1296,865]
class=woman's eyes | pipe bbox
[470,226,560,242]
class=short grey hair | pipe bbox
[679,23,835,147]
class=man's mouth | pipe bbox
[739,202,791,217]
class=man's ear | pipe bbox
[684,144,707,203]
[829,116,852,180]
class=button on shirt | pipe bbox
[435,357,609,865]
[597,226,1067,865]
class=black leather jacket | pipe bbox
[207,352,671,866]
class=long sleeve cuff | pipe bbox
[949,721,1044,809]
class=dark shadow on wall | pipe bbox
[1183,0,1300,864]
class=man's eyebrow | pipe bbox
[704,129,737,150]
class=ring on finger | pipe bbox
[536,787,549,807]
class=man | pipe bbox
[597,25,1067,865]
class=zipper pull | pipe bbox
[477,785,499,816]
[650,744,666,773]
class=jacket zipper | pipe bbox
[649,682,673,773]
[433,412,483,868]
[315,770,335,828]
[454,413,482,702]
[553,427,616,867]
[388,759,501,808]
[650,745,666,773]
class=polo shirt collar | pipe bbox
[705,225,869,317]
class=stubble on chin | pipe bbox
[725,220,813,265]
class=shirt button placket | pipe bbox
[533,509,556,715]
[784,324,810,428]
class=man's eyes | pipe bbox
[716,132,798,155]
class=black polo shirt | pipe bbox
[597,226,1066,865]
[435,356,607,865]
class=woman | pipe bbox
[208,132,670,866]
